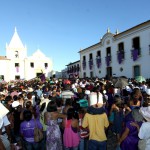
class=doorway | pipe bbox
[36,73,43,77]
[133,65,140,77]
[106,67,112,79]
[15,75,20,80]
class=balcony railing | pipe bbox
[89,59,93,70]
[131,48,141,61]
[105,55,111,66]
[82,60,86,70]
[73,66,76,72]
[77,66,80,72]
[117,50,125,64]
[16,67,19,73]
[96,57,101,68]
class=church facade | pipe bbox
[0,28,53,81]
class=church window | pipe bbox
[30,62,34,68]
[83,72,86,78]
[15,63,19,67]
[15,75,20,80]
[97,50,101,57]
[132,37,141,55]
[90,71,93,78]
[0,75,4,80]
[44,63,48,68]
[15,51,19,58]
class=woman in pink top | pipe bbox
[63,108,80,150]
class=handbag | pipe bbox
[34,119,43,142]
[138,139,146,150]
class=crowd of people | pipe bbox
[0,77,150,150]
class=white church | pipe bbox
[0,28,53,82]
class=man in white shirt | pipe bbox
[1,115,11,150]
[138,106,150,150]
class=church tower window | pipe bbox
[15,75,20,80]
[15,63,19,73]
[15,51,19,58]
[44,63,48,68]
[30,62,34,68]
[0,75,4,80]
[15,63,19,67]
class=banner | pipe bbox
[0,103,9,118]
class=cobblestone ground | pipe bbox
[107,129,117,150]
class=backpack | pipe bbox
[34,119,43,142]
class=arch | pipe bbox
[101,33,115,46]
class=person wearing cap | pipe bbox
[82,87,109,150]
[11,101,22,147]
[138,106,150,150]
[78,95,89,150]
[35,86,42,98]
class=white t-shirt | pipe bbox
[61,90,74,99]
[142,85,147,92]
[61,90,74,105]
[1,115,10,132]
[138,122,150,150]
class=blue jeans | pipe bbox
[39,131,46,150]
[64,147,78,150]
[79,138,88,150]
[88,140,106,150]
[23,140,39,150]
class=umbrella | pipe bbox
[115,78,128,88]
[111,76,127,86]
[135,76,146,83]
[63,79,71,84]
[111,77,118,85]
[119,76,128,79]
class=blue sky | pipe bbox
[0,0,149,71]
